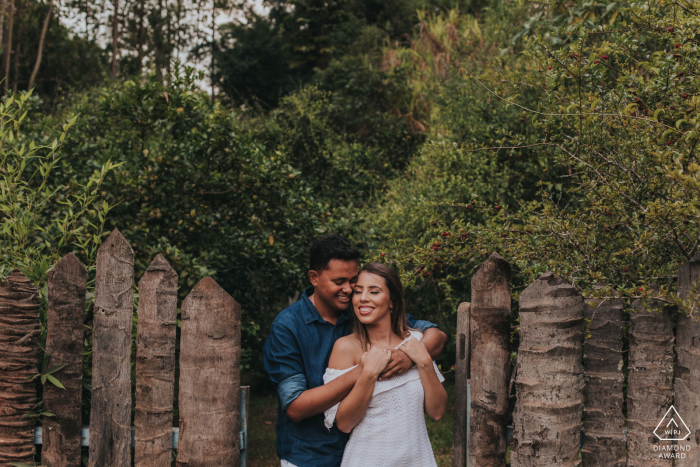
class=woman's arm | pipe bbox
[399,338,447,420]
[331,344,391,433]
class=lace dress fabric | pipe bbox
[323,330,445,467]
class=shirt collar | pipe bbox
[301,286,351,326]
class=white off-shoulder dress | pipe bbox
[323,330,445,467]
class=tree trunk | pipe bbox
[110,0,118,76]
[627,295,674,467]
[43,253,87,467]
[210,3,215,100]
[581,295,626,467]
[136,0,144,72]
[511,272,584,467]
[0,0,7,55]
[0,269,40,465]
[134,255,178,467]
[468,252,510,467]
[88,229,134,467]
[28,0,53,90]
[11,17,19,93]
[452,302,470,467]
[154,0,163,83]
[675,254,700,465]
[3,0,13,94]
[176,277,241,467]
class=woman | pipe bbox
[323,262,447,467]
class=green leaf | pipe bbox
[623,103,638,115]
[45,364,66,375]
[46,374,65,389]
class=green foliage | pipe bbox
[213,0,472,106]
[383,0,700,318]
[39,63,420,370]
[0,90,114,284]
[13,0,106,105]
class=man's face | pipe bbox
[309,259,359,313]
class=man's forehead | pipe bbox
[324,259,359,279]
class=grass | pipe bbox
[246,377,456,466]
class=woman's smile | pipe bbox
[358,305,375,315]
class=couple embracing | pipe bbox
[264,234,448,467]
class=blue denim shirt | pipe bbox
[263,287,438,467]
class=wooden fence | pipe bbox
[0,229,248,467]
[4,230,699,467]
[452,252,700,467]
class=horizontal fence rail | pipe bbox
[32,387,250,454]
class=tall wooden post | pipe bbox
[468,252,510,467]
[581,295,626,467]
[135,255,178,467]
[452,302,471,467]
[627,292,674,467]
[511,272,584,467]
[177,277,241,467]
[43,254,87,467]
[0,269,40,465]
[88,229,134,467]
[675,255,700,465]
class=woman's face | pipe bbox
[352,271,392,326]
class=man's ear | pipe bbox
[308,269,319,287]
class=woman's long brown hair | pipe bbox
[352,262,411,351]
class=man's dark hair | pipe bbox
[309,234,360,271]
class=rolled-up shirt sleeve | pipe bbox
[406,313,438,332]
[264,323,307,412]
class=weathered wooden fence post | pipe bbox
[88,229,135,467]
[511,272,584,467]
[627,291,675,467]
[43,253,87,467]
[452,302,470,467]
[676,255,700,465]
[134,255,178,467]
[0,269,41,466]
[581,294,625,467]
[176,277,241,467]
[468,252,510,467]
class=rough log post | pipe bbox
[675,255,700,465]
[176,277,241,467]
[88,229,134,467]
[134,255,178,467]
[627,294,674,467]
[452,302,470,467]
[43,254,87,467]
[511,272,584,467]
[0,269,40,466]
[468,253,510,467]
[581,295,626,467]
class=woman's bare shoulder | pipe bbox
[329,335,363,370]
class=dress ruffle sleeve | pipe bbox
[322,365,358,430]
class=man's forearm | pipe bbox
[421,327,448,360]
[286,366,362,423]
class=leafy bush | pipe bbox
[386,0,700,314]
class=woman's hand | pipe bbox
[398,337,432,367]
[360,346,392,380]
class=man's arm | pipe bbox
[265,322,360,424]
[286,366,361,423]
[379,327,447,380]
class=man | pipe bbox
[263,234,448,467]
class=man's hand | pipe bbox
[378,348,413,381]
